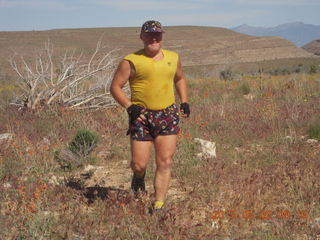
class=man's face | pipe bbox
[140,32,163,52]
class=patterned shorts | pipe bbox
[128,104,180,141]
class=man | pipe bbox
[110,20,190,212]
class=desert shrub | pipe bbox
[68,129,99,158]
[238,82,251,95]
[309,65,317,74]
[307,120,320,140]
[294,64,303,73]
[220,68,234,80]
[294,67,301,73]
[54,129,99,170]
[281,68,290,75]
[268,67,294,76]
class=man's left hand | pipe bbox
[180,102,190,117]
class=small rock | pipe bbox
[194,138,216,158]
[284,136,295,143]
[243,93,254,100]
[311,217,320,229]
[0,133,14,142]
[3,183,12,188]
[211,221,219,229]
[97,151,110,159]
[43,137,50,145]
[83,165,97,172]
[48,175,59,185]
[235,147,241,152]
[307,139,318,144]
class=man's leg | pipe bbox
[130,139,153,192]
[153,135,177,205]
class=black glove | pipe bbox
[180,102,190,117]
[127,104,144,123]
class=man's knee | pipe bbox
[156,156,173,170]
[130,161,147,173]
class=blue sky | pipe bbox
[0,0,320,31]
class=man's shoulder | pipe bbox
[162,49,178,57]
[124,49,145,59]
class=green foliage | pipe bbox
[307,120,320,140]
[68,129,99,158]
[238,82,251,95]
[54,129,99,170]
[309,65,317,74]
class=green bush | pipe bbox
[307,120,320,140]
[238,82,251,95]
[68,129,99,157]
[309,65,317,74]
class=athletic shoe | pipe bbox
[131,172,146,193]
[148,205,164,216]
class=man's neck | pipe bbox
[144,48,163,60]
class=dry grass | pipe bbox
[0,73,320,239]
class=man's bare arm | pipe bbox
[174,58,188,104]
[110,60,147,123]
[110,60,132,109]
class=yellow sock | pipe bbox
[154,201,164,210]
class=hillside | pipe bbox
[303,39,320,56]
[232,22,320,47]
[0,26,316,77]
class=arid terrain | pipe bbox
[303,39,320,56]
[0,26,319,78]
[0,26,320,239]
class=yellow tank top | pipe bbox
[124,49,178,110]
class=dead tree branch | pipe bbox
[10,40,125,110]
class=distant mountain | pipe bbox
[303,39,320,55]
[232,22,320,47]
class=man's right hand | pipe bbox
[126,104,145,123]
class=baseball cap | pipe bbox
[141,20,165,33]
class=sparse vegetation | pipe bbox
[308,119,320,140]
[238,82,251,95]
[309,64,318,74]
[1,28,319,239]
[68,129,99,157]
[1,72,320,239]
[220,68,235,80]
[266,63,320,76]
[53,129,99,170]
